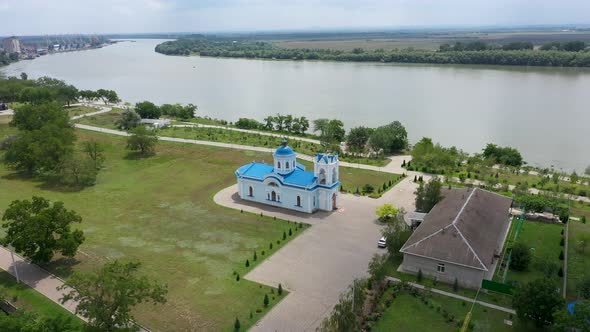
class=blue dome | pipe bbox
[275,145,295,156]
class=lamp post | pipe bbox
[10,248,20,283]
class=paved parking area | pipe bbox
[214,181,419,331]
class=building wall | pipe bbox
[400,254,486,289]
[2,38,21,54]
[238,178,317,213]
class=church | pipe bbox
[235,139,340,213]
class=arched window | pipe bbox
[268,182,278,187]
[332,171,337,183]
[296,196,301,206]
[319,168,326,185]
[278,161,281,169]
[248,186,253,197]
[293,161,295,168]
[271,191,277,201]
[286,162,290,169]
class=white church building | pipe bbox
[235,140,340,213]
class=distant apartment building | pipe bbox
[2,37,22,54]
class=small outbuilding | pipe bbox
[399,188,512,289]
[140,118,171,129]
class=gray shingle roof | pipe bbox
[400,188,512,271]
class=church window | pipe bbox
[286,162,290,169]
[278,161,281,168]
[296,196,301,206]
[248,186,253,197]
[319,168,326,185]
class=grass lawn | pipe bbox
[0,122,394,331]
[74,107,123,129]
[0,125,300,331]
[66,105,100,117]
[566,206,590,299]
[0,270,84,326]
[372,289,535,332]
[504,220,564,287]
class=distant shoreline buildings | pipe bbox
[1,35,112,62]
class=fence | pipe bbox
[481,279,513,295]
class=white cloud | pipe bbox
[1,0,589,35]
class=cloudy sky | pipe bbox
[1,0,589,36]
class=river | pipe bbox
[2,39,589,172]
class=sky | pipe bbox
[1,0,590,36]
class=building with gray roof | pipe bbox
[399,188,512,289]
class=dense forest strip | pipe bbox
[155,37,590,67]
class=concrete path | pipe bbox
[0,109,14,116]
[0,246,84,320]
[386,276,516,314]
[214,185,421,331]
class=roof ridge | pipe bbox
[451,188,476,226]
[400,224,453,252]
[452,223,488,271]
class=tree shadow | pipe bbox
[124,151,154,160]
[2,170,87,193]
[40,257,81,279]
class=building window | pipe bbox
[278,162,281,169]
[286,162,290,169]
[296,196,301,207]
[248,186,253,197]
[437,263,445,273]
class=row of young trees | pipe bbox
[155,37,590,67]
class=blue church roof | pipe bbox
[236,162,316,187]
[316,153,338,163]
[275,145,295,156]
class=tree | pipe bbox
[510,242,532,271]
[79,89,98,101]
[416,269,423,282]
[324,119,345,144]
[59,261,167,332]
[317,284,357,332]
[313,118,329,136]
[234,317,241,332]
[553,299,590,332]
[585,165,590,176]
[126,126,158,156]
[577,276,590,299]
[482,143,523,167]
[513,278,564,327]
[83,140,105,169]
[367,254,388,287]
[115,109,141,130]
[571,171,579,184]
[59,156,97,186]
[1,196,84,264]
[368,121,408,154]
[57,84,79,107]
[278,283,283,296]
[453,278,459,292]
[134,101,161,119]
[375,203,399,223]
[20,72,28,80]
[96,89,119,105]
[5,102,76,174]
[414,177,443,213]
[346,126,372,154]
[382,217,412,258]
[263,294,269,307]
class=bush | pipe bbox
[362,183,375,194]
[510,242,532,271]
[558,267,564,277]
[269,242,273,250]
[416,269,423,282]
[234,317,240,331]
[245,259,250,267]
[560,237,565,246]
[282,232,286,240]
[583,216,587,224]
[253,251,257,261]
[263,294,269,307]
[453,278,459,292]
[278,283,283,296]
[236,274,240,281]
[559,250,564,260]
[288,229,292,236]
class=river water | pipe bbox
[2,39,589,172]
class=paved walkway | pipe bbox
[386,276,516,314]
[0,246,84,320]
[214,184,421,331]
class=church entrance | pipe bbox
[332,193,337,210]
[271,191,277,201]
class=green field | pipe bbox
[0,121,394,330]
[503,220,564,287]
[0,270,84,326]
[372,289,535,332]
[567,205,590,299]
[66,105,100,117]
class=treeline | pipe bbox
[0,75,119,106]
[0,51,19,66]
[132,101,196,120]
[155,37,590,67]
[235,114,310,135]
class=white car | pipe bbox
[378,236,387,248]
